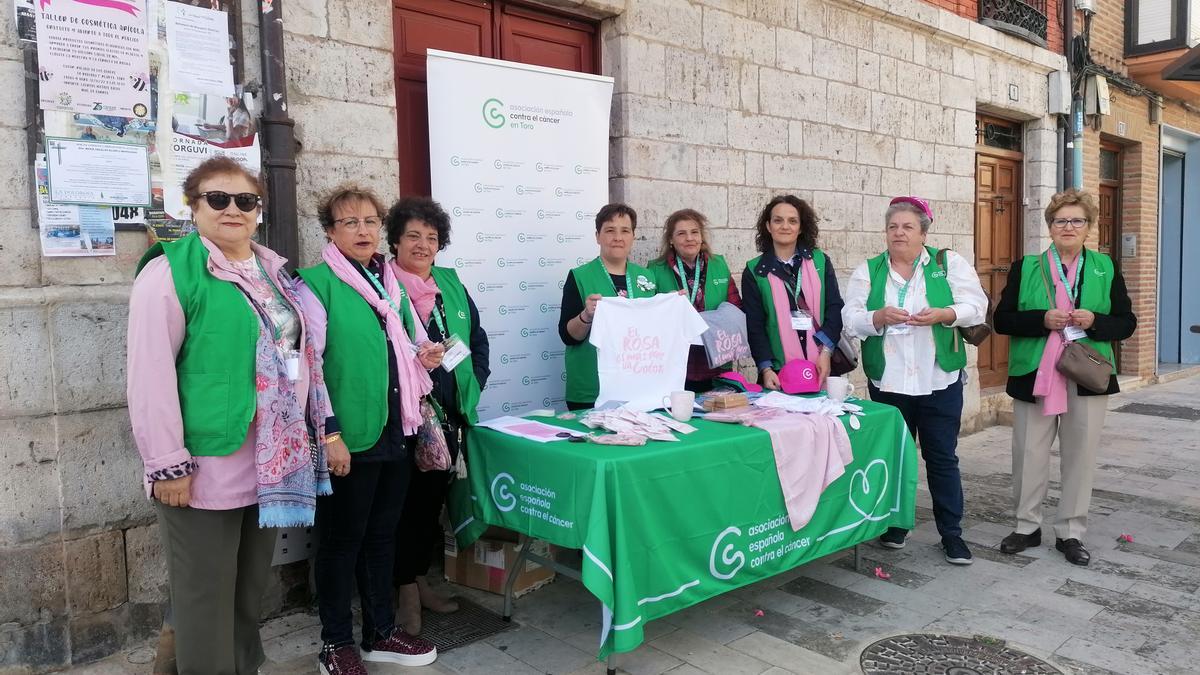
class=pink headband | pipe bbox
[889,196,933,223]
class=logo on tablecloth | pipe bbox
[491,473,517,512]
[709,527,745,580]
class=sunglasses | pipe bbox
[198,191,261,213]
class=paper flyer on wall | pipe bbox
[162,132,260,219]
[165,1,234,98]
[45,137,152,206]
[15,0,35,43]
[35,0,151,118]
[35,155,116,257]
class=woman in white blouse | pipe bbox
[842,196,988,566]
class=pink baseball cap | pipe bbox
[889,196,933,223]
[716,371,763,393]
[779,359,820,395]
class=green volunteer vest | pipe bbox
[296,261,417,452]
[429,266,482,425]
[647,253,732,311]
[744,249,827,370]
[135,232,257,456]
[564,257,656,405]
[861,246,966,381]
[1008,248,1115,376]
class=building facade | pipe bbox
[3,0,1195,669]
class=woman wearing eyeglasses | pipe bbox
[127,157,334,673]
[297,185,443,673]
[994,189,1136,567]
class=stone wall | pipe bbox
[605,0,1066,419]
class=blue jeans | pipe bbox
[868,375,965,539]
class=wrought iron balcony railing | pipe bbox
[979,0,1050,48]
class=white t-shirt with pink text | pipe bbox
[589,293,709,411]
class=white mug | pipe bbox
[826,376,856,402]
[661,390,696,422]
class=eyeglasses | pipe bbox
[335,216,383,231]
[198,191,261,213]
[1051,218,1088,230]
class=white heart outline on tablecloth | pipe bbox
[848,459,890,522]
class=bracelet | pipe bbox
[579,312,592,324]
[324,432,343,444]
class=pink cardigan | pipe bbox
[126,238,317,510]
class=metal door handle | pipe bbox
[1190,325,1199,334]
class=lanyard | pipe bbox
[782,257,804,309]
[888,253,922,309]
[237,257,290,345]
[675,255,703,304]
[1048,246,1081,306]
[358,261,410,322]
[430,298,448,337]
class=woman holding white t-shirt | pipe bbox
[841,195,988,566]
[558,203,658,410]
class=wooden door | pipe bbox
[974,152,1021,389]
[392,0,598,197]
[1098,143,1122,368]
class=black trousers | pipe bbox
[315,457,411,648]
[393,467,453,584]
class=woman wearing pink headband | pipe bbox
[842,195,989,566]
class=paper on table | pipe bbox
[477,416,581,443]
[165,2,235,97]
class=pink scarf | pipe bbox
[321,243,432,434]
[1032,249,1079,416]
[767,256,823,362]
[390,260,440,325]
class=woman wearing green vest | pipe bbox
[741,195,845,390]
[842,196,989,565]
[994,189,1136,567]
[297,185,442,673]
[647,208,742,392]
[558,202,657,409]
[128,157,333,673]
[388,197,490,635]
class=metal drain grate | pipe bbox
[419,596,515,653]
[860,633,1063,674]
[1114,403,1200,422]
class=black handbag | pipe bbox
[935,248,992,346]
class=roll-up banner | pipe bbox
[427,49,614,420]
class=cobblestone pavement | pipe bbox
[73,374,1200,675]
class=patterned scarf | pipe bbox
[253,271,332,527]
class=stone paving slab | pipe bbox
[71,374,1200,674]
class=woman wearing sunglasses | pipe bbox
[296,184,443,673]
[994,189,1136,567]
[127,157,335,673]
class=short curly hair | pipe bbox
[317,183,386,231]
[385,196,452,254]
[754,195,819,253]
[182,156,266,210]
[1043,188,1098,227]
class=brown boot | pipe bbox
[397,582,423,635]
[152,622,177,675]
[416,575,459,614]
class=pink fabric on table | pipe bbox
[126,237,319,510]
[1032,250,1079,416]
[750,412,853,531]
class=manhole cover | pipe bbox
[1114,402,1200,421]
[860,634,1063,674]
[419,596,515,653]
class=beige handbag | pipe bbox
[1041,259,1112,393]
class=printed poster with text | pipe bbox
[36,0,151,118]
[427,50,614,420]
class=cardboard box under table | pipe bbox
[444,533,555,597]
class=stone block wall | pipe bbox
[606,0,1066,419]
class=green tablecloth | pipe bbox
[448,400,916,656]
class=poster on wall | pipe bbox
[35,156,116,257]
[427,50,614,420]
[164,1,234,98]
[162,132,260,219]
[45,137,152,206]
[35,0,152,118]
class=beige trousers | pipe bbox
[1011,387,1107,541]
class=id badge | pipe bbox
[1063,326,1087,342]
[888,323,912,335]
[790,309,813,331]
[441,335,470,372]
[282,350,301,382]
